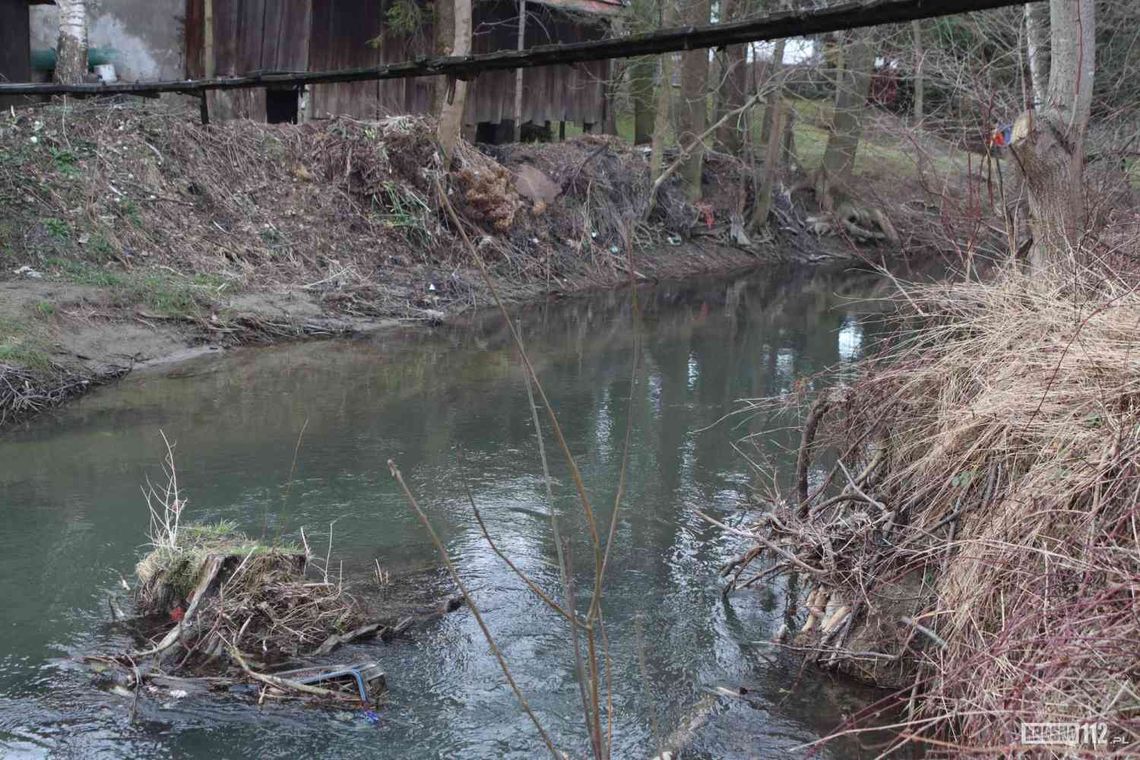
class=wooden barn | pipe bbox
[183,0,621,137]
[0,0,51,107]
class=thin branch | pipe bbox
[456,449,579,626]
[388,459,561,758]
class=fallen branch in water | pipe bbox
[0,362,118,429]
[388,459,561,757]
[313,594,467,656]
[228,645,348,701]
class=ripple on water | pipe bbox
[0,267,907,758]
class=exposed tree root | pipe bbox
[790,169,901,245]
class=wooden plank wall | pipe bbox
[188,0,311,119]
[308,0,435,120]
[185,0,205,77]
[0,0,32,107]
[185,0,609,127]
[468,0,608,126]
[187,0,312,75]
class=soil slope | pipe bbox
[0,101,868,428]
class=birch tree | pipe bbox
[55,0,89,85]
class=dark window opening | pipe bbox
[474,120,553,145]
[266,87,299,124]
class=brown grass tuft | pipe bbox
[731,263,1140,755]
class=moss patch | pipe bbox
[136,521,303,607]
[0,317,52,370]
[42,259,233,319]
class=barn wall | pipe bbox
[469,0,609,127]
[185,1,312,77]
[185,0,610,127]
[0,0,32,93]
[307,0,434,120]
[187,0,312,120]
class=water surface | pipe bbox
[0,266,897,758]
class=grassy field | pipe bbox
[569,96,966,182]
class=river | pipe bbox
[0,265,903,758]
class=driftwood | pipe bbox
[130,554,225,660]
[313,594,466,656]
[228,647,349,701]
[0,362,117,429]
[96,585,465,709]
[794,393,832,515]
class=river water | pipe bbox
[0,266,900,758]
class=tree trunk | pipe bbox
[678,0,711,200]
[911,20,924,122]
[829,35,845,108]
[630,57,656,145]
[1024,2,1050,108]
[55,0,88,85]
[752,37,788,229]
[203,0,216,78]
[714,0,748,154]
[602,60,619,135]
[433,0,457,114]
[512,0,526,142]
[437,0,472,166]
[1011,0,1095,268]
[649,1,678,181]
[816,30,874,206]
[715,45,749,154]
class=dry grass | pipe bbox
[0,100,735,318]
[133,519,360,668]
[729,263,1140,755]
[0,101,767,430]
[129,437,366,672]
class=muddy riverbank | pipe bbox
[0,101,889,430]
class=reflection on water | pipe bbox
[0,266,902,758]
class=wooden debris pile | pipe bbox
[90,440,465,710]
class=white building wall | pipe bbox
[30,0,185,82]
